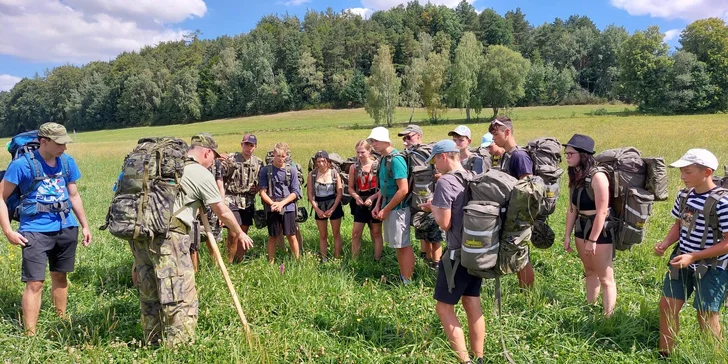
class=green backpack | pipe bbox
[100,137,189,240]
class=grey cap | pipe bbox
[397,124,423,136]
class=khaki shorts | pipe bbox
[384,208,411,249]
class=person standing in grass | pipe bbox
[260,142,302,263]
[420,140,484,364]
[398,124,443,268]
[0,122,91,336]
[489,117,536,289]
[222,133,263,263]
[562,134,616,317]
[308,150,344,262]
[348,140,384,260]
[369,127,415,284]
[449,125,485,174]
[654,149,728,357]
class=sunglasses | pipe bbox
[402,134,415,141]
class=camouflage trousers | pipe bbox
[130,225,198,347]
[411,210,444,243]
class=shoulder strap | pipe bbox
[267,165,273,197]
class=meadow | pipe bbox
[0,104,727,363]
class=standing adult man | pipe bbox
[420,140,484,364]
[397,124,443,268]
[0,122,92,336]
[369,127,415,284]
[131,134,253,347]
[489,116,536,288]
[223,133,263,263]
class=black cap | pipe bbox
[563,134,595,155]
[314,150,329,160]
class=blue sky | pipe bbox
[0,0,725,91]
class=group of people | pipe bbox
[0,119,726,362]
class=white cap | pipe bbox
[448,125,472,139]
[367,126,391,144]
[670,148,719,170]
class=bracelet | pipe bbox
[587,239,596,243]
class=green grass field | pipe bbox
[1,105,728,363]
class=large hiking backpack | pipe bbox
[712,166,728,189]
[585,147,668,251]
[1,130,72,222]
[467,146,492,172]
[100,137,189,240]
[265,150,305,188]
[522,138,564,218]
[385,143,435,211]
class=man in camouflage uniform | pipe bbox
[222,133,262,263]
[130,134,253,347]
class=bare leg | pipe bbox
[575,239,600,304]
[462,296,485,359]
[593,243,616,316]
[371,223,383,261]
[286,234,300,259]
[697,310,723,340]
[435,301,471,363]
[267,236,278,263]
[331,218,343,259]
[659,296,684,355]
[50,271,68,318]
[22,281,44,336]
[351,222,365,259]
[396,246,415,281]
[316,220,329,260]
[296,225,304,254]
[516,262,535,289]
[431,242,442,265]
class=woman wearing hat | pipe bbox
[563,134,616,317]
[307,150,345,262]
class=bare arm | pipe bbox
[587,172,610,242]
[210,202,252,249]
[0,180,27,246]
[382,178,409,212]
[67,182,92,246]
[431,205,452,232]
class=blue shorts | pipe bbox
[662,267,728,312]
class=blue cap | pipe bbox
[425,139,459,164]
[481,133,494,148]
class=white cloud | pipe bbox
[346,7,374,19]
[663,28,682,41]
[361,0,474,11]
[610,0,728,21]
[0,0,206,63]
[0,74,22,92]
[280,0,311,6]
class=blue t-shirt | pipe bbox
[379,149,408,210]
[258,164,301,213]
[504,148,533,179]
[3,151,82,232]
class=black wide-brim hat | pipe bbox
[563,134,595,155]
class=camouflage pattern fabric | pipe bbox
[411,210,443,243]
[130,224,198,347]
[222,153,262,209]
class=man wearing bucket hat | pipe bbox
[419,139,485,364]
[449,125,486,174]
[654,148,728,357]
[0,122,91,336]
[488,116,536,289]
[368,127,415,284]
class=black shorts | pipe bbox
[231,204,255,227]
[21,227,79,282]
[267,211,297,237]
[574,215,613,244]
[314,195,344,221]
[352,191,381,224]
[433,257,483,305]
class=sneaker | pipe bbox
[320,257,328,263]
[400,275,411,285]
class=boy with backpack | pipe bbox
[259,142,302,263]
[481,132,504,170]
[222,133,263,263]
[449,125,485,174]
[420,139,484,364]
[369,127,415,284]
[654,149,728,356]
[398,125,443,268]
[0,122,91,336]
[489,117,535,288]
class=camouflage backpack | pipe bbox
[522,137,564,218]
[222,152,263,208]
[581,147,667,251]
[100,137,189,240]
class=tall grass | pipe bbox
[0,105,727,362]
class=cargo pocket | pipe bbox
[107,194,139,239]
[461,202,500,272]
[541,183,560,216]
[411,166,433,208]
[148,180,179,236]
[498,228,531,275]
[619,187,653,249]
[155,235,187,305]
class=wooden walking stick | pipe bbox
[199,209,252,341]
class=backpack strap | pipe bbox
[695,188,728,278]
[441,248,461,293]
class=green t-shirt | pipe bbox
[379,149,408,210]
[174,162,223,228]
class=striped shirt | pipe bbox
[671,188,728,269]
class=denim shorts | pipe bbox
[662,267,728,312]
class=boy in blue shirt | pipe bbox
[0,122,91,336]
